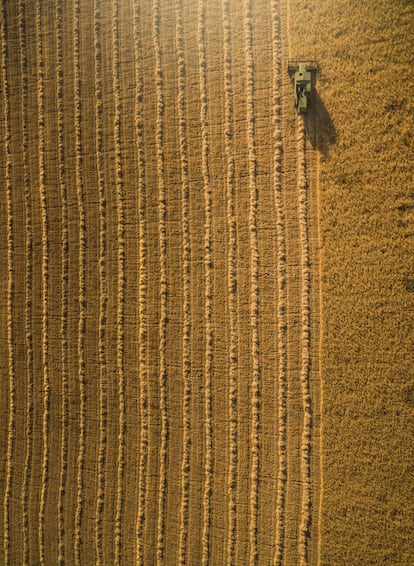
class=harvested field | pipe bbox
[0,0,413,564]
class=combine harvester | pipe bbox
[287,61,318,114]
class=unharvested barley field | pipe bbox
[0,0,413,564]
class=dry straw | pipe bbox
[271,1,288,564]
[221,0,239,563]
[72,0,87,563]
[1,0,15,563]
[111,0,127,563]
[297,114,312,566]
[35,1,51,563]
[17,1,35,564]
[152,1,169,562]
[174,0,193,563]
[134,0,149,563]
[93,0,108,564]
[197,0,214,563]
[55,0,70,563]
[243,0,261,563]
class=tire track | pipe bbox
[297,114,312,566]
[93,1,108,563]
[35,1,50,563]
[17,2,34,563]
[221,1,238,563]
[111,1,127,563]
[271,2,288,565]
[0,1,15,562]
[133,2,148,564]
[55,0,69,562]
[152,1,169,562]
[175,2,192,563]
[197,1,213,563]
[73,0,87,562]
[243,1,261,564]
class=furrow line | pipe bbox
[112,1,127,563]
[133,2,148,563]
[55,1,69,562]
[0,2,15,563]
[73,0,87,562]
[221,1,238,563]
[175,1,192,564]
[198,1,213,563]
[152,1,169,562]
[18,2,34,563]
[271,2,288,565]
[35,1,50,563]
[244,2,261,564]
[297,114,312,566]
[93,1,108,564]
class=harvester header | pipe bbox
[287,61,318,115]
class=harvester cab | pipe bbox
[287,61,318,114]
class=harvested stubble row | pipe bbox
[1,0,413,565]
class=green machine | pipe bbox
[287,61,318,114]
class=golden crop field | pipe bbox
[0,0,412,564]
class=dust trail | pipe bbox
[198,1,214,563]
[111,1,127,563]
[297,114,312,566]
[244,1,261,564]
[18,1,35,563]
[55,0,69,562]
[133,1,149,564]
[175,1,192,563]
[152,0,169,562]
[222,0,239,563]
[35,1,50,563]
[73,0,87,563]
[271,2,288,565]
[0,1,15,563]
[93,1,108,563]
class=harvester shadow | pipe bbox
[305,88,337,156]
